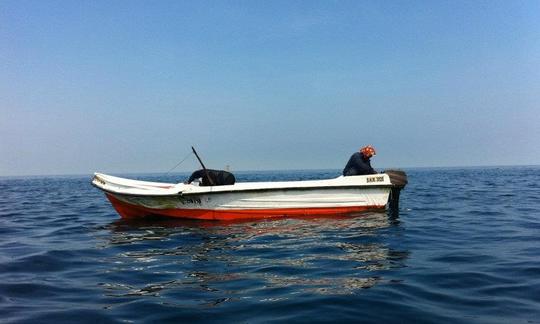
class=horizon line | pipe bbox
[1,163,539,179]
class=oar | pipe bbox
[191,146,215,186]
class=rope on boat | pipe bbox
[165,151,194,176]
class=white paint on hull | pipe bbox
[94,173,392,211]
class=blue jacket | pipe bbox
[342,152,377,176]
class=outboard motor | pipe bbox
[384,170,408,216]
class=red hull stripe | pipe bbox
[105,194,385,221]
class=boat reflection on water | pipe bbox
[98,211,408,303]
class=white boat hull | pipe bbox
[92,172,403,220]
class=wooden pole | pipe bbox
[191,146,214,186]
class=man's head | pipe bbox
[360,145,376,158]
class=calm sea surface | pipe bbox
[1,167,539,323]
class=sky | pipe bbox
[1,0,539,176]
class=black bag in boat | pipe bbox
[210,170,235,186]
[189,169,236,186]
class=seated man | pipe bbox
[342,145,378,176]
[185,169,236,186]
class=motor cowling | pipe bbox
[385,170,408,189]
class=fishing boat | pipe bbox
[91,170,407,221]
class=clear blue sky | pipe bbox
[1,0,539,176]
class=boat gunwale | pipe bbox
[94,183,394,198]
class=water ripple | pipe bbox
[1,168,540,323]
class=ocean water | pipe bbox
[1,167,539,323]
